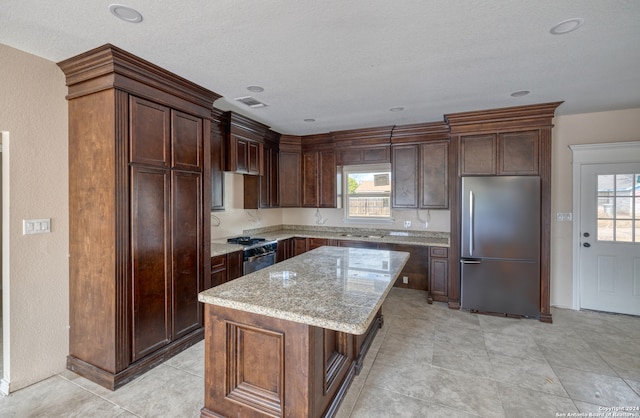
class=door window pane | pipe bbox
[596,173,640,242]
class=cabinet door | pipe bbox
[292,237,308,256]
[211,255,227,287]
[270,148,279,207]
[428,246,448,302]
[338,240,378,249]
[308,238,329,250]
[171,170,203,340]
[234,136,249,173]
[259,148,271,208]
[129,96,170,167]
[210,124,225,210]
[277,238,292,262]
[420,141,449,209]
[498,131,539,175]
[227,251,243,280]
[459,134,496,175]
[248,141,262,175]
[319,151,336,208]
[380,243,429,290]
[392,145,419,208]
[279,151,301,207]
[130,165,171,361]
[302,151,319,207]
[171,110,202,172]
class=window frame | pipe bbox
[342,163,393,223]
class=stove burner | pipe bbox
[227,236,267,246]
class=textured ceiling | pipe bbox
[2,1,639,135]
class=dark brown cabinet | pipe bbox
[60,44,217,390]
[446,102,562,321]
[379,243,429,291]
[279,135,302,207]
[277,238,293,262]
[428,247,448,303]
[292,237,309,256]
[391,145,419,208]
[498,131,539,175]
[459,130,540,176]
[391,123,450,209]
[210,110,227,211]
[211,255,228,287]
[245,131,280,209]
[302,149,336,208]
[335,146,390,165]
[420,141,449,208]
[210,250,243,288]
[226,113,265,176]
[332,125,393,166]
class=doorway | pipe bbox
[571,141,640,315]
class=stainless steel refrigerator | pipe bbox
[460,176,540,318]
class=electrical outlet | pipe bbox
[403,220,411,228]
[402,276,409,284]
[556,212,573,222]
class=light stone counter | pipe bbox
[199,246,410,334]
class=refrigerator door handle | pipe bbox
[469,190,474,256]
[461,259,482,264]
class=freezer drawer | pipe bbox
[461,259,540,318]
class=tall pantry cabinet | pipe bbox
[58,45,219,389]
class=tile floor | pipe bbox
[1,288,639,417]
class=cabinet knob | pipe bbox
[583,242,591,248]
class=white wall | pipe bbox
[550,108,640,308]
[0,44,69,392]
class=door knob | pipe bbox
[583,242,591,248]
[583,232,590,237]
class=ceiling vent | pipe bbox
[234,96,268,108]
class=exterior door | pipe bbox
[579,163,640,315]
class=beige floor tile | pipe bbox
[539,344,618,376]
[488,352,567,397]
[164,340,204,377]
[553,365,640,407]
[483,332,544,360]
[498,383,578,418]
[102,364,203,417]
[0,375,135,418]
[349,384,430,418]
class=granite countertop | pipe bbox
[210,226,449,257]
[199,246,410,334]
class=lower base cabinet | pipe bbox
[201,304,382,418]
[428,246,449,303]
[209,250,243,288]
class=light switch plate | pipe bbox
[23,218,51,235]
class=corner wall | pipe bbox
[0,44,69,391]
[551,108,640,308]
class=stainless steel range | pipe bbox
[227,236,278,275]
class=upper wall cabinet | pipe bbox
[211,109,227,211]
[245,129,280,209]
[332,126,393,166]
[279,135,302,207]
[302,134,336,208]
[458,130,540,176]
[226,112,266,175]
[391,122,450,209]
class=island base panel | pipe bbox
[202,304,380,418]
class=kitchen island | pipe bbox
[198,246,410,418]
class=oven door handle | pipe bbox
[245,253,276,263]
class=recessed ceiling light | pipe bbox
[303,118,316,123]
[510,90,530,97]
[108,4,143,23]
[246,85,264,93]
[389,107,404,112]
[550,18,584,35]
